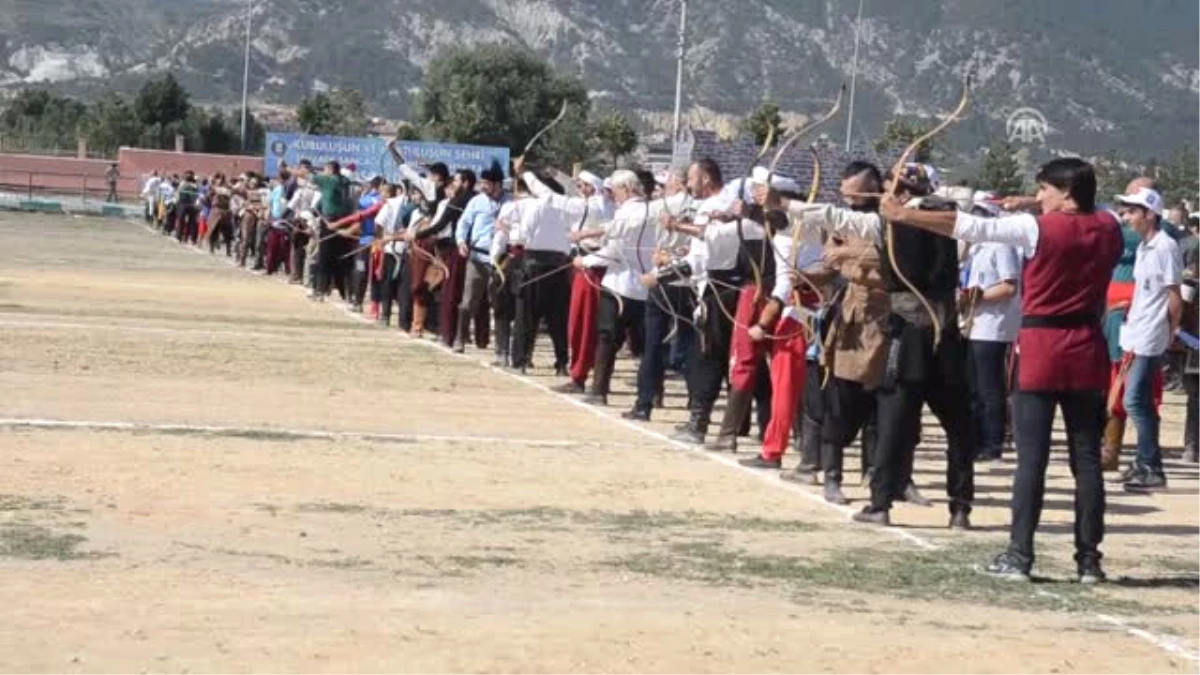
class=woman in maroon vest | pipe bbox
[880,158,1122,583]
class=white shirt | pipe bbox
[398,165,438,203]
[965,242,1022,342]
[509,195,571,254]
[582,198,654,301]
[376,195,410,254]
[651,191,695,253]
[142,176,161,199]
[683,191,738,283]
[770,229,825,323]
[1121,227,1182,356]
[522,171,614,231]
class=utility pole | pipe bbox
[671,0,688,159]
[844,0,865,151]
[240,0,252,152]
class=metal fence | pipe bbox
[0,167,134,204]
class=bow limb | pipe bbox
[517,100,570,161]
[885,73,972,349]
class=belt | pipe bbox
[1021,313,1099,329]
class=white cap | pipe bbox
[603,177,614,191]
[751,166,801,193]
[577,171,603,195]
[654,170,670,186]
[1116,187,1164,216]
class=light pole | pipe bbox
[671,0,688,159]
[240,0,252,152]
[844,0,865,151]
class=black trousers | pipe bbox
[823,377,878,482]
[1008,389,1106,568]
[316,233,353,299]
[870,326,975,515]
[290,231,309,282]
[352,247,372,307]
[634,284,695,412]
[513,250,570,369]
[688,284,740,414]
[969,340,1012,457]
[175,205,198,244]
[380,250,412,330]
[594,292,645,397]
[490,257,519,359]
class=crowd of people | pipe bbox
[139,145,1199,583]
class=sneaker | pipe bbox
[582,393,608,407]
[1183,447,1198,464]
[898,481,933,507]
[1111,464,1143,484]
[983,551,1031,581]
[780,466,819,486]
[669,427,705,445]
[553,380,586,395]
[621,408,651,422]
[1078,559,1107,585]
[949,511,972,530]
[1124,470,1167,492]
[452,343,465,354]
[738,455,782,470]
[974,450,1002,464]
[555,366,569,377]
[852,507,890,526]
[823,479,848,505]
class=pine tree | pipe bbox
[977,140,1024,194]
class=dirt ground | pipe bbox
[0,212,1196,673]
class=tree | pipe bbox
[976,139,1024,195]
[1094,150,1139,206]
[415,43,591,165]
[874,118,935,164]
[739,100,784,147]
[0,89,88,150]
[135,74,190,147]
[297,88,368,136]
[195,109,239,154]
[394,123,422,141]
[83,93,142,156]
[590,110,638,169]
[1153,145,1199,209]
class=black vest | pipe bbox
[879,198,959,297]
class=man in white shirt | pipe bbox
[575,170,655,406]
[506,176,573,374]
[1115,187,1183,490]
[961,200,1022,464]
[141,171,161,223]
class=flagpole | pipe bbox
[671,0,688,159]
[240,0,252,151]
[844,0,865,151]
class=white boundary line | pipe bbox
[0,317,400,343]
[0,418,630,450]
[128,219,1200,662]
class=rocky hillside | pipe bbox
[1,0,1196,156]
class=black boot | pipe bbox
[781,417,822,485]
[585,340,616,406]
[709,388,753,452]
[670,400,711,445]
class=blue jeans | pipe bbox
[1123,354,1163,473]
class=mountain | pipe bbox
[1,0,1197,159]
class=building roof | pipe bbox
[682,128,900,203]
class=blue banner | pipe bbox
[264,133,510,184]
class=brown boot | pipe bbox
[411,300,427,337]
[1101,416,1125,472]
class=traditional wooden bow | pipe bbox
[517,100,570,162]
[884,73,972,350]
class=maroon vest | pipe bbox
[1017,210,1122,391]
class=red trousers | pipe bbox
[729,285,767,392]
[1110,357,1163,418]
[440,248,467,347]
[761,316,809,460]
[568,267,605,384]
[264,228,291,275]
